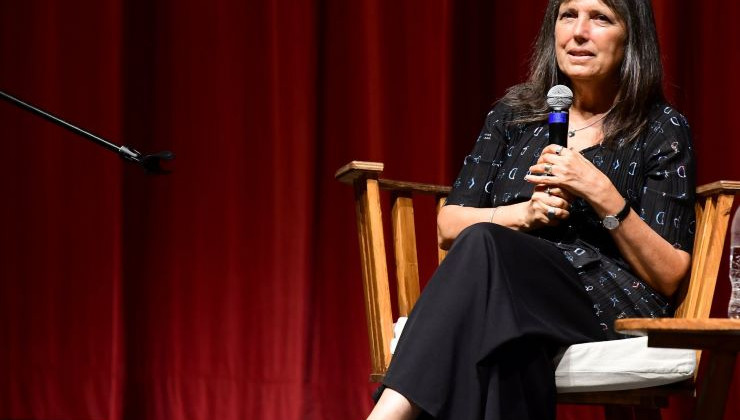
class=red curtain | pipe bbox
[0,1,738,419]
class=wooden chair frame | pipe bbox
[336,160,740,418]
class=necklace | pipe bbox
[568,111,610,137]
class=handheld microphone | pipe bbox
[546,85,573,147]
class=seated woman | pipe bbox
[367,0,695,419]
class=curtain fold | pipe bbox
[0,1,737,419]
[0,1,124,419]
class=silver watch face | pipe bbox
[603,215,620,230]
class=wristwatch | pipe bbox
[602,199,631,230]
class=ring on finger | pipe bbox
[546,187,551,195]
[544,163,553,175]
[555,145,564,155]
[546,206,556,219]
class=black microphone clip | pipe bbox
[118,145,175,174]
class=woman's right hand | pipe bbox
[517,185,573,231]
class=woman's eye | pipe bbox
[595,14,612,23]
[559,11,576,20]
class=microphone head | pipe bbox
[546,85,573,111]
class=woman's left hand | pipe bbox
[524,144,615,208]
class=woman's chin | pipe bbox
[563,71,604,84]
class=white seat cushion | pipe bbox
[554,335,696,392]
[390,317,696,392]
[389,317,407,355]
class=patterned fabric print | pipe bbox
[450,107,510,208]
[561,242,672,338]
[446,102,696,339]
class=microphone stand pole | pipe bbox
[0,89,174,173]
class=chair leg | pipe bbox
[633,407,662,420]
[604,405,633,420]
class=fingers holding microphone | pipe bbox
[525,144,604,202]
[526,144,569,182]
[527,144,573,225]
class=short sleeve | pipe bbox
[638,106,696,252]
[445,103,511,207]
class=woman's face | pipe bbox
[554,0,627,85]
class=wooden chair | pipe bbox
[336,160,740,419]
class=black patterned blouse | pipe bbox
[445,101,696,339]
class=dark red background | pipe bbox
[0,1,738,419]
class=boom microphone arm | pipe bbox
[0,89,174,173]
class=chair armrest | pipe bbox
[615,318,740,351]
[696,180,740,197]
[335,161,384,184]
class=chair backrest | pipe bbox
[336,160,740,381]
[675,181,739,318]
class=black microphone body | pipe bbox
[548,111,569,147]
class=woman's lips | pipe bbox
[567,50,595,62]
[568,49,595,57]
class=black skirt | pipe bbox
[380,223,607,420]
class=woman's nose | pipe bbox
[572,17,589,42]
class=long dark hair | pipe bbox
[503,0,664,146]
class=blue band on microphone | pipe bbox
[549,112,567,124]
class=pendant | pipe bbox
[568,130,576,137]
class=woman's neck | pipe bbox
[570,79,619,117]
